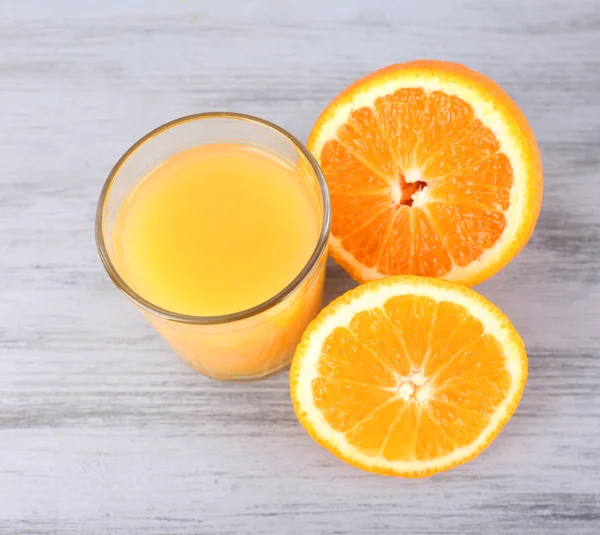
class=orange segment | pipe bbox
[421,118,500,179]
[347,308,413,376]
[428,153,514,211]
[290,275,527,477]
[321,140,390,195]
[377,206,413,274]
[382,294,439,368]
[410,208,454,276]
[427,202,507,266]
[330,192,391,238]
[413,91,475,166]
[381,403,422,461]
[312,376,396,434]
[337,108,397,178]
[308,60,542,286]
[318,326,398,387]
[338,207,394,265]
[373,88,428,169]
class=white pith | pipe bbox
[391,370,431,402]
[293,280,526,473]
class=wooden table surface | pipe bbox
[1,1,599,533]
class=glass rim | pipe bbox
[95,112,332,325]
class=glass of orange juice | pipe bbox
[96,113,331,380]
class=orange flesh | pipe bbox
[312,295,511,461]
[321,89,513,277]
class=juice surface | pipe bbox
[114,143,321,316]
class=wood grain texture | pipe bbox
[1,0,599,533]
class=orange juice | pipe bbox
[114,143,321,316]
[109,139,327,379]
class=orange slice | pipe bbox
[290,275,527,477]
[308,60,542,285]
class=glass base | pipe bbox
[179,353,292,381]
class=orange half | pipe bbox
[308,60,543,285]
[290,275,527,477]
